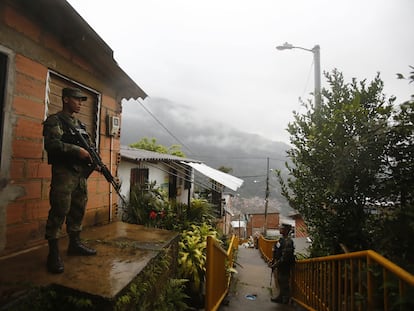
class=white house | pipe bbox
[118,146,244,207]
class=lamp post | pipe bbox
[276,42,321,111]
[264,157,270,236]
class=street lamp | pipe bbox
[264,157,270,236]
[276,42,321,111]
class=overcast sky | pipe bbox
[68,0,414,144]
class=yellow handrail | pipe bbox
[292,250,414,311]
[257,234,276,263]
[205,235,239,311]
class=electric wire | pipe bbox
[130,99,289,197]
[137,98,195,155]
[136,160,225,192]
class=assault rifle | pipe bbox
[59,116,127,206]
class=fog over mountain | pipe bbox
[120,97,293,214]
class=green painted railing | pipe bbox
[205,235,239,311]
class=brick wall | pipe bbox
[0,3,123,255]
[293,215,308,238]
[246,213,279,236]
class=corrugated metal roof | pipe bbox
[184,162,244,191]
[120,146,201,163]
[121,146,244,191]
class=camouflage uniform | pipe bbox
[43,111,92,240]
[271,232,295,303]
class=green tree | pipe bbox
[217,166,233,173]
[368,67,414,271]
[278,69,395,256]
[129,137,186,157]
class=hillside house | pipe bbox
[0,0,147,256]
[118,146,244,209]
[238,203,280,238]
[118,146,201,206]
[217,192,236,235]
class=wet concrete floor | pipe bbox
[0,222,178,305]
[219,246,298,311]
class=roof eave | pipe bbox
[15,0,147,100]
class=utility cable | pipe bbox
[137,98,195,155]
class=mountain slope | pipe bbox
[120,98,292,212]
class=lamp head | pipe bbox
[276,42,293,50]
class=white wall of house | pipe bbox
[118,160,192,205]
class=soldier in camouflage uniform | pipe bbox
[43,87,97,274]
[270,223,295,304]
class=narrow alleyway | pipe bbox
[218,246,298,311]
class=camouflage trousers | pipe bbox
[45,165,88,240]
[277,265,292,298]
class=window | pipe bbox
[130,168,149,188]
[46,72,100,146]
[169,169,177,199]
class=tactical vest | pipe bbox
[44,113,91,174]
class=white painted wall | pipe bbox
[118,160,192,205]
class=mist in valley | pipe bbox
[120,97,293,215]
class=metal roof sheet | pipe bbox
[184,162,244,191]
[120,146,201,163]
[120,146,244,191]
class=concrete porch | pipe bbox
[0,222,179,309]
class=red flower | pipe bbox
[159,210,166,218]
[149,210,157,220]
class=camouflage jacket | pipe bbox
[272,236,295,268]
[43,111,92,175]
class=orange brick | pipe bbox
[13,95,45,120]
[87,179,99,195]
[6,202,25,225]
[99,151,110,164]
[42,179,51,200]
[3,6,41,42]
[87,192,108,210]
[92,208,109,225]
[27,160,51,178]
[112,138,121,150]
[42,32,71,60]
[15,72,46,100]
[5,222,41,252]
[13,139,43,159]
[71,53,94,72]
[102,94,118,111]
[26,199,50,221]
[98,136,109,151]
[15,54,48,82]
[10,159,25,179]
[14,117,43,139]
[15,180,42,200]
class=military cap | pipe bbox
[62,87,87,101]
[280,223,292,231]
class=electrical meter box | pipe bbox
[106,115,120,136]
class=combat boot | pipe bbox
[67,232,97,256]
[47,239,64,274]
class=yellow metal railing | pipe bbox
[205,235,239,311]
[292,250,414,311]
[258,234,276,263]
